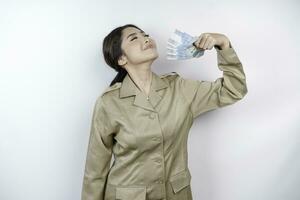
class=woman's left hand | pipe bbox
[193,33,231,50]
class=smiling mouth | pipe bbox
[144,44,154,50]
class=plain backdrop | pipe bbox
[1,0,299,200]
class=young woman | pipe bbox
[81,24,247,200]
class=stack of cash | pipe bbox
[166,29,205,60]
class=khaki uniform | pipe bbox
[81,46,248,200]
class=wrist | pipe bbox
[220,39,231,49]
[215,41,231,50]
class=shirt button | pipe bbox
[154,158,161,163]
[148,113,156,119]
[152,137,160,141]
[156,180,164,184]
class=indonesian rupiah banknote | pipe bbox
[166,29,205,60]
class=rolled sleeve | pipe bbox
[81,97,115,200]
[179,45,248,119]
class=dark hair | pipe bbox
[102,24,143,86]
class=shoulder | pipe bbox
[161,71,201,90]
[101,82,122,97]
[159,71,181,82]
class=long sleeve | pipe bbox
[179,44,248,119]
[81,97,115,200]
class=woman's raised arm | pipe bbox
[178,42,248,119]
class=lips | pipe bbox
[144,43,154,50]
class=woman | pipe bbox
[81,24,247,200]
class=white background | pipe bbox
[1,0,299,199]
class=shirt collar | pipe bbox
[120,71,169,98]
[119,71,169,111]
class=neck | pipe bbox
[125,63,153,95]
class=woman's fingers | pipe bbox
[194,33,216,50]
[194,35,202,48]
[207,39,215,50]
[203,35,211,49]
[193,32,228,50]
[199,34,208,49]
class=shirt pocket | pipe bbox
[169,169,192,194]
[116,186,147,200]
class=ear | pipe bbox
[118,55,127,66]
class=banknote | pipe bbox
[166,29,205,60]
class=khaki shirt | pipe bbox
[81,46,248,200]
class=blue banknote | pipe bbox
[166,29,205,60]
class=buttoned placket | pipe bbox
[119,72,169,199]
[147,95,167,198]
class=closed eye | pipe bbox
[130,34,150,41]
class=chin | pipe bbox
[133,52,159,64]
[143,52,159,62]
[150,51,159,59]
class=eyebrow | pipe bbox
[126,30,145,40]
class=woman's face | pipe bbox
[118,27,158,67]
